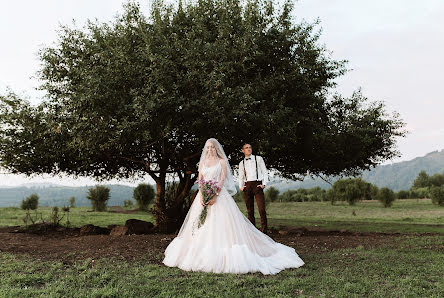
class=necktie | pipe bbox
[245,158,251,160]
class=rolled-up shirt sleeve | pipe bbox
[238,161,245,189]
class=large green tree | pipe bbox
[0,0,406,232]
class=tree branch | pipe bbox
[183,152,200,161]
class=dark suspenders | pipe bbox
[242,155,259,181]
[255,155,258,179]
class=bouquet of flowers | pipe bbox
[194,178,221,230]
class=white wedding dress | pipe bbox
[162,161,305,275]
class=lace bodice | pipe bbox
[201,162,222,181]
[200,159,227,190]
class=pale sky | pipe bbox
[0,0,443,187]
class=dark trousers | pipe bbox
[243,180,268,233]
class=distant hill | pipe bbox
[268,148,444,192]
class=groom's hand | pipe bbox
[257,185,265,189]
[240,186,245,192]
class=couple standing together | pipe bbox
[163,138,305,275]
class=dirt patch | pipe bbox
[0,224,441,265]
[107,206,140,214]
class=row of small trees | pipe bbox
[20,194,76,210]
[20,170,444,213]
[408,170,444,206]
[328,178,396,207]
[19,183,156,212]
[391,170,444,206]
[17,182,193,231]
[260,173,444,207]
[233,178,396,208]
[86,183,156,212]
[19,194,72,227]
[232,179,396,207]
[262,178,396,207]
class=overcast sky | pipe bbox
[0,0,443,187]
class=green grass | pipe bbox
[0,206,154,228]
[238,198,444,233]
[1,199,443,233]
[0,235,443,297]
[1,200,443,297]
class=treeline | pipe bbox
[19,183,158,212]
[406,170,444,205]
[272,178,396,207]
[18,170,444,213]
[232,173,444,208]
[232,178,390,206]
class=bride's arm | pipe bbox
[198,161,205,182]
[197,164,205,206]
[217,159,227,190]
[198,167,203,182]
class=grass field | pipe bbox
[255,198,444,233]
[0,199,443,297]
[1,198,443,233]
[0,205,153,228]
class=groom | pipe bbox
[238,143,268,234]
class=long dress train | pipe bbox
[162,162,305,275]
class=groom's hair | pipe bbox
[242,143,251,149]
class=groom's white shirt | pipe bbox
[238,154,268,188]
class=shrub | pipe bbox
[62,206,71,227]
[162,181,194,211]
[396,190,409,199]
[430,185,444,206]
[151,181,195,230]
[363,184,379,200]
[277,190,294,202]
[409,187,429,199]
[329,179,347,204]
[69,196,76,208]
[20,193,39,210]
[290,192,303,202]
[307,187,325,202]
[50,206,65,225]
[264,186,279,202]
[133,183,155,211]
[273,187,327,202]
[429,173,444,187]
[320,190,330,201]
[345,182,362,205]
[330,178,377,205]
[412,170,431,188]
[124,199,134,208]
[87,185,110,211]
[376,187,396,207]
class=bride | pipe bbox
[162,138,305,275]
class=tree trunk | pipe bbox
[153,171,197,234]
[154,174,168,233]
